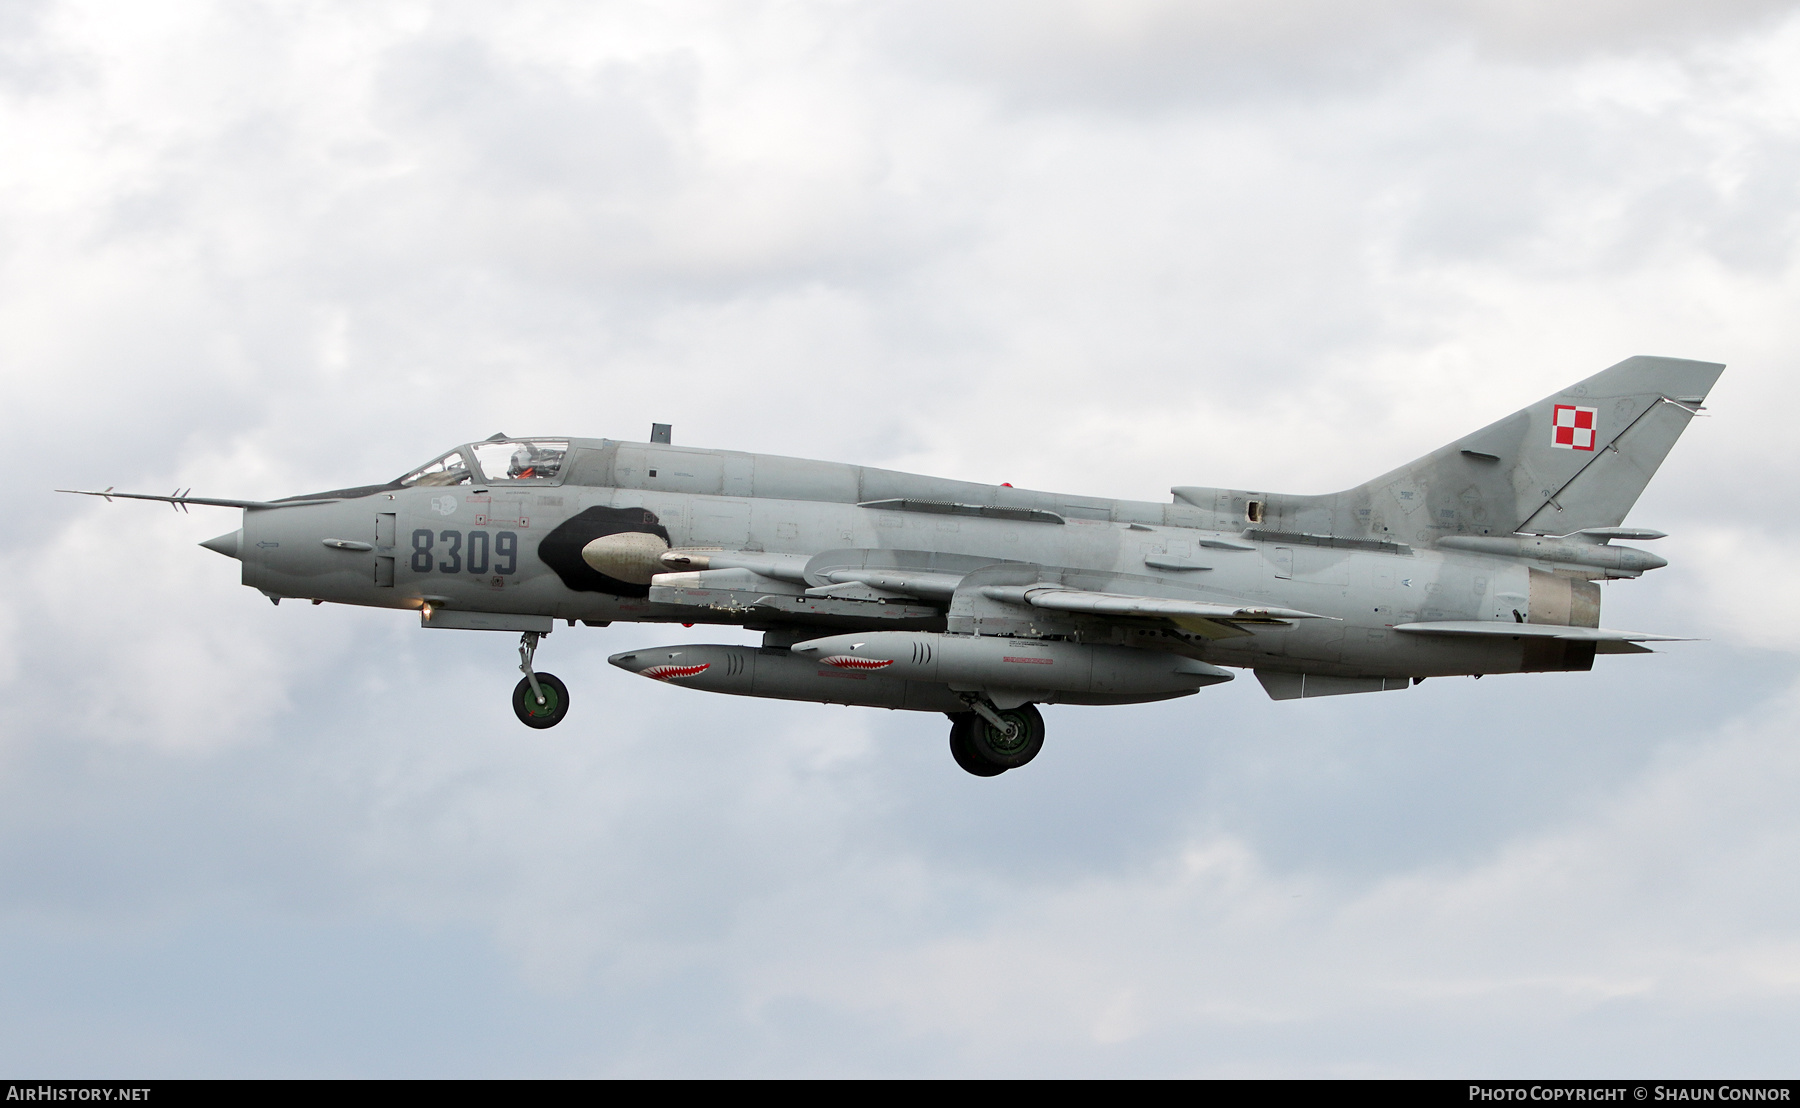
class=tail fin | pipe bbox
[1350,355,1723,540]
[1174,356,1723,542]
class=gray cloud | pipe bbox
[881,0,1800,111]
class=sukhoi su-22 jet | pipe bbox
[64,355,1720,777]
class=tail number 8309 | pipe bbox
[410,529,519,575]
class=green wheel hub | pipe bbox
[522,686,559,717]
[512,673,571,729]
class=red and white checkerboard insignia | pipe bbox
[1552,404,1598,451]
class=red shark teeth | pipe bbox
[819,655,894,670]
[641,663,710,681]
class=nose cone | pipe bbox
[1619,547,1669,571]
[608,650,649,674]
[608,649,713,681]
[582,532,670,585]
[200,529,242,560]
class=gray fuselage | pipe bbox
[235,438,1567,683]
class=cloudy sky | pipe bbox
[4,0,1800,1077]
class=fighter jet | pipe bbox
[62,355,1720,776]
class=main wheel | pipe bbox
[512,672,570,728]
[949,716,1007,777]
[966,703,1044,769]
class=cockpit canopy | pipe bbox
[398,439,569,487]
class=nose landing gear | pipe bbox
[512,631,570,728]
[948,699,1044,776]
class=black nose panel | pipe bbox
[537,506,671,596]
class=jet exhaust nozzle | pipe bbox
[200,530,242,560]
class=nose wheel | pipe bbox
[513,631,570,728]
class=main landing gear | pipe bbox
[948,698,1044,777]
[512,631,570,729]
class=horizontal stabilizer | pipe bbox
[1392,621,1687,642]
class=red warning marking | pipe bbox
[642,663,710,681]
[820,655,894,670]
[1003,656,1054,664]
